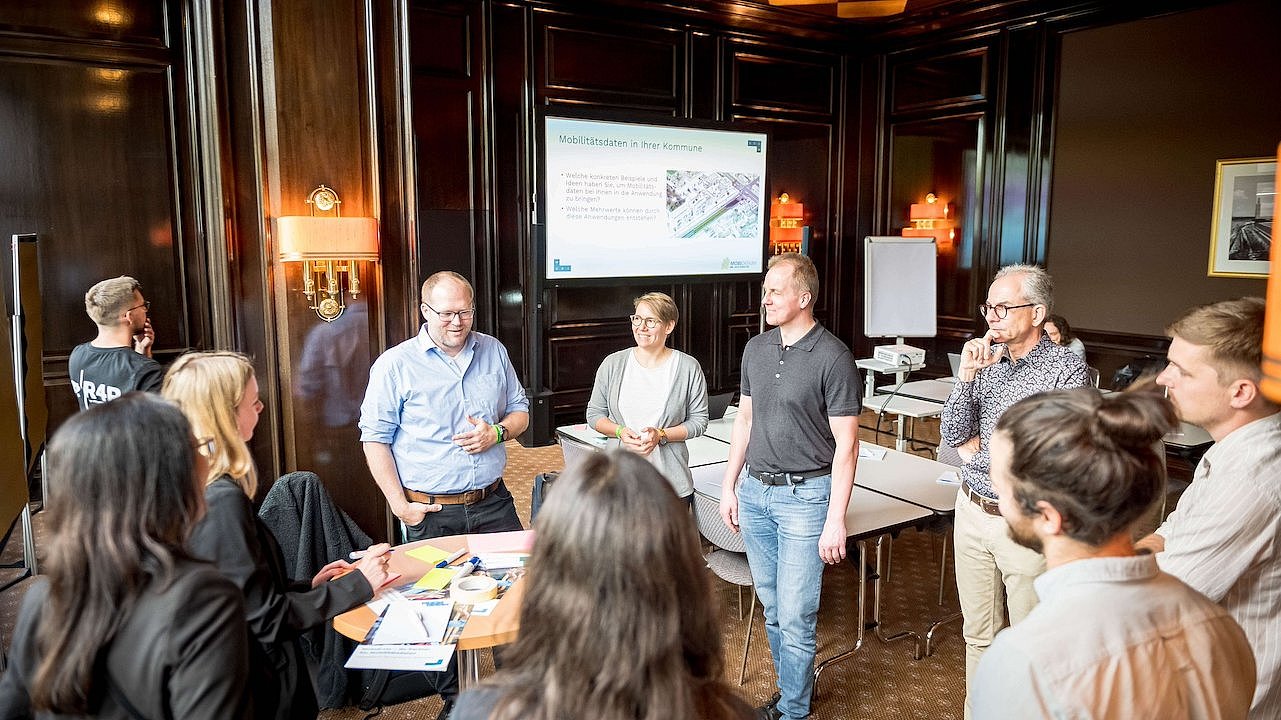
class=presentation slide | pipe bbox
[544,116,768,281]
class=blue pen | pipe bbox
[452,556,482,581]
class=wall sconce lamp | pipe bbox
[275,185,379,322]
[902,193,956,248]
[769,193,809,255]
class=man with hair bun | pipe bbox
[68,275,162,410]
[1139,297,1281,719]
[974,388,1255,719]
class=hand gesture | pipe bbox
[353,543,396,590]
[453,415,495,455]
[133,319,155,357]
[396,500,442,527]
[818,518,847,565]
[958,330,1005,381]
[311,558,352,588]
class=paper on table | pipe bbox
[476,553,528,570]
[345,643,455,671]
[403,544,451,566]
[370,602,430,644]
[412,567,459,591]
[416,598,454,643]
[470,598,500,617]
[937,471,960,485]
[466,529,536,554]
[858,444,888,461]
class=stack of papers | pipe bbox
[858,444,888,461]
[345,597,457,671]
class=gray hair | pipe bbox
[994,264,1053,313]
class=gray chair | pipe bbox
[691,491,756,685]
[1088,366,1102,388]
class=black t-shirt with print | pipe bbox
[68,343,164,410]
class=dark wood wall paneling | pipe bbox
[0,1,210,438]
[405,3,848,431]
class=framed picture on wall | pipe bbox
[1208,156,1274,278]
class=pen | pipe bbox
[349,548,395,560]
[436,548,468,568]
[452,556,482,581]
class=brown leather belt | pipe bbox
[406,478,502,506]
[963,482,1002,517]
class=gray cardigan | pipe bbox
[585,348,709,497]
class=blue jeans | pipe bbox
[738,469,831,720]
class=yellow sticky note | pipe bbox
[412,567,458,591]
[404,544,450,566]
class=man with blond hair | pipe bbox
[940,263,1089,716]
[1139,297,1281,719]
[719,253,861,720]
[68,276,161,409]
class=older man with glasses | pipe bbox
[69,275,163,409]
[359,271,529,542]
[940,264,1089,718]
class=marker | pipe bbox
[452,556,482,582]
[436,548,468,568]
[348,548,395,560]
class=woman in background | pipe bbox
[0,393,249,719]
[587,291,709,500]
[1045,314,1086,360]
[163,351,393,720]
[451,450,754,720]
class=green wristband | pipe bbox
[494,424,502,443]
[615,426,624,439]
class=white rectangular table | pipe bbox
[555,424,732,468]
[704,406,738,444]
[875,378,956,404]
[861,394,945,452]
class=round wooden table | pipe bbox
[333,534,525,687]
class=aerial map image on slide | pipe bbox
[665,170,762,239]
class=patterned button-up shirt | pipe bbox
[940,334,1089,497]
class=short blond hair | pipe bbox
[1167,297,1266,386]
[84,276,141,326]
[768,253,819,298]
[162,352,259,498]
[633,292,678,325]
[421,271,474,304]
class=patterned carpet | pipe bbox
[0,413,965,719]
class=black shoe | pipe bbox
[755,692,782,720]
[435,698,454,720]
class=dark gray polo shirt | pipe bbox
[741,322,862,474]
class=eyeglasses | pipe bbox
[423,302,475,323]
[978,302,1035,320]
[192,436,216,458]
[128,300,151,313]
[629,315,662,330]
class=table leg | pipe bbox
[925,611,963,657]
[895,414,907,452]
[870,535,922,660]
[812,540,868,694]
[458,649,481,689]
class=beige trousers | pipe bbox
[953,489,1047,719]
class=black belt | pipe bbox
[747,466,831,486]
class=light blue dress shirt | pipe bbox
[359,326,529,494]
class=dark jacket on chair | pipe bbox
[259,470,375,708]
[190,475,372,720]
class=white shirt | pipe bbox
[1156,411,1281,719]
[616,350,675,433]
[973,554,1256,720]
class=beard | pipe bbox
[1005,518,1043,554]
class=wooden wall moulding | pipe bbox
[890,46,988,115]
[729,48,838,117]
[538,17,684,108]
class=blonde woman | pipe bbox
[163,352,393,720]
[586,292,709,500]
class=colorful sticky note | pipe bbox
[404,544,450,566]
[412,567,459,591]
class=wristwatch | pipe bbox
[657,427,668,446]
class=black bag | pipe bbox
[356,662,458,716]
[530,471,559,521]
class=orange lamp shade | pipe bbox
[770,193,805,244]
[275,216,379,261]
[1262,143,1281,403]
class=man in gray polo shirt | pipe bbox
[719,253,861,720]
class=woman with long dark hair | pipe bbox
[163,351,394,720]
[0,393,249,718]
[451,450,754,720]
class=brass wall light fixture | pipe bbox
[275,185,379,322]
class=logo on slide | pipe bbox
[746,140,762,153]
[553,258,573,273]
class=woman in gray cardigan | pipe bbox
[586,291,709,499]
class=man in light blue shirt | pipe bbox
[360,271,529,541]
